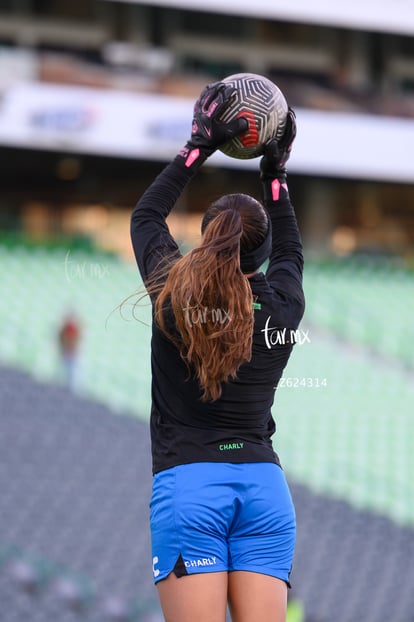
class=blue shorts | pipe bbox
[150,462,296,586]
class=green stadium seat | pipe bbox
[1,245,413,527]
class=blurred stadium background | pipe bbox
[0,1,413,621]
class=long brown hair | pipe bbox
[152,193,269,402]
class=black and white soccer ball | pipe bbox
[218,73,288,160]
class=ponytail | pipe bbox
[154,209,254,401]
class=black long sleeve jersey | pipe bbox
[131,156,305,475]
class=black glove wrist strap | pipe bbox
[177,142,212,170]
[262,174,288,204]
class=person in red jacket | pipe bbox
[130,82,304,622]
[58,312,81,390]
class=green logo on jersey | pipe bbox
[218,442,244,451]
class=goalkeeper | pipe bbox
[130,81,305,622]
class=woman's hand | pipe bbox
[260,107,297,181]
[187,82,248,157]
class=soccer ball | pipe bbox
[218,73,288,160]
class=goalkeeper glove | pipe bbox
[260,107,297,183]
[179,81,248,167]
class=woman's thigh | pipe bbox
[228,571,287,622]
[157,571,228,622]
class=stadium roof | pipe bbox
[103,0,414,37]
